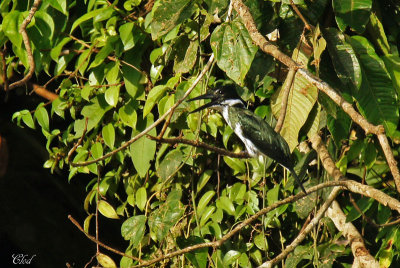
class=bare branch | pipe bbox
[289,0,313,31]
[8,0,42,90]
[327,201,379,267]
[32,84,58,101]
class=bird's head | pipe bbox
[188,85,245,113]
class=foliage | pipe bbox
[2,0,400,267]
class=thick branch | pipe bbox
[232,0,400,194]
[8,0,41,90]
[147,136,250,158]
[326,201,379,268]
[310,134,380,266]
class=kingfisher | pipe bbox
[189,84,307,194]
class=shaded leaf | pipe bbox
[176,236,207,268]
[332,0,372,33]
[156,149,183,181]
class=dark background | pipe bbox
[0,90,125,267]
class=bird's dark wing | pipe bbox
[231,107,294,169]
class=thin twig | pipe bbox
[69,54,215,167]
[289,0,313,31]
[274,68,296,133]
[68,215,143,263]
[31,84,58,101]
[148,136,250,158]
[232,0,400,194]
[8,0,42,90]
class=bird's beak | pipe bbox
[187,92,218,113]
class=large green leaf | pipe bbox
[332,0,372,33]
[143,85,168,118]
[121,215,146,247]
[70,6,112,33]
[349,36,399,137]
[382,55,400,96]
[148,189,184,242]
[323,28,361,92]
[151,0,196,40]
[271,46,318,151]
[210,19,258,86]
[129,113,157,177]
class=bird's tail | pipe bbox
[288,168,307,195]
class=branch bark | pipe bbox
[8,0,42,90]
[326,201,379,268]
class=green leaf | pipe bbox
[121,215,146,247]
[199,206,215,226]
[89,38,117,69]
[367,12,390,56]
[332,0,372,33]
[327,110,352,146]
[349,36,399,137]
[130,113,157,177]
[50,37,72,62]
[119,22,144,51]
[254,233,268,251]
[323,28,361,92]
[34,105,50,131]
[143,85,168,117]
[271,46,318,151]
[223,250,241,266]
[135,187,147,211]
[197,190,215,217]
[346,197,373,222]
[216,196,235,216]
[98,200,119,219]
[122,49,145,99]
[382,55,400,96]
[176,236,207,268]
[2,11,24,47]
[363,141,376,169]
[119,100,138,128]
[91,142,103,159]
[148,189,184,241]
[105,85,120,107]
[96,253,117,268]
[70,6,112,33]
[173,36,199,74]
[47,0,67,14]
[223,156,246,174]
[83,214,94,233]
[156,149,183,181]
[151,0,196,40]
[21,111,35,129]
[197,169,213,193]
[102,124,115,149]
[75,94,112,136]
[211,19,258,86]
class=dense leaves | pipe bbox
[4,0,400,267]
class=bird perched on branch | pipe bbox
[189,84,307,194]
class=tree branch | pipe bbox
[232,0,400,194]
[147,135,250,158]
[326,201,379,267]
[8,0,42,90]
